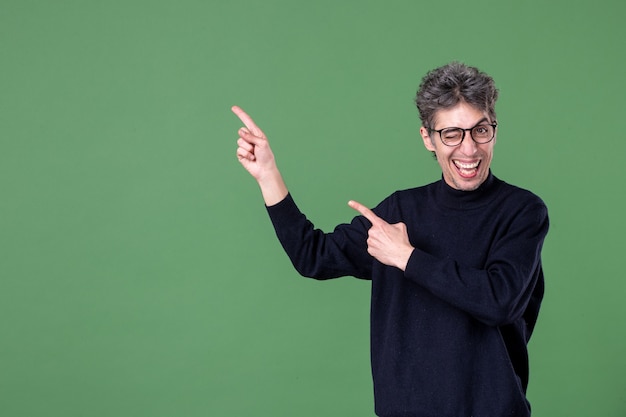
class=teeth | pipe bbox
[454,160,479,169]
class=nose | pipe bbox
[459,131,478,155]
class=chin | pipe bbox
[450,173,487,191]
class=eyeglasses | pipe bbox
[429,122,497,147]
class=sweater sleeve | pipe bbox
[404,201,549,326]
[266,193,373,280]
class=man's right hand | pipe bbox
[232,105,288,206]
[233,105,274,180]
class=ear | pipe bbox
[420,126,436,152]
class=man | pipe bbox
[233,62,549,417]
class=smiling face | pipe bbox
[420,101,496,191]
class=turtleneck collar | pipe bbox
[434,171,500,210]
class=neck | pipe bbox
[436,171,498,210]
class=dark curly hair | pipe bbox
[415,62,499,129]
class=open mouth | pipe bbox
[453,160,480,178]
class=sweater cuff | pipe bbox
[404,247,432,283]
[265,193,305,230]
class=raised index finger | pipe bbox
[348,200,382,224]
[231,105,265,137]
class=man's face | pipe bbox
[419,101,496,191]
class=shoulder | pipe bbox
[494,177,547,209]
[492,177,549,231]
[379,180,438,205]
[371,180,439,222]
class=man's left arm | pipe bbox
[407,202,549,326]
[350,200,549,326]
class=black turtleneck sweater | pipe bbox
[266,173,549,417]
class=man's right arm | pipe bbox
[232,105,373,280]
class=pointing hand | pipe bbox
[232,106,288,206]
[348,200,414,271]
[232,105,277,181]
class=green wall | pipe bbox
[1,1,624,416]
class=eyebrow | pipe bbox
[438,117,490,130]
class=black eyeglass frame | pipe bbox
[428,122,498,147]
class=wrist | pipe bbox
[397,247,414,272]
[258,168,288,206]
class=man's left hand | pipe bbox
[349,200,414,271]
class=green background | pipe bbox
[1,0,624,416]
